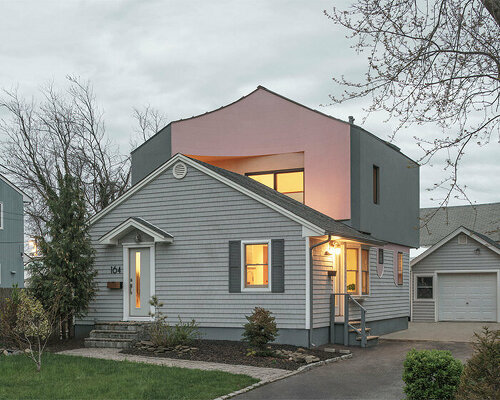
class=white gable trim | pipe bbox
[0,174,32,203]
[411,226,500,267]
[90,154,326,236]
[98,218,174,245]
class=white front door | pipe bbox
[438,273,497,321]
[129,247,151,317]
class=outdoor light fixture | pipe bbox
[135,232,142,243]
[474,248,480,255]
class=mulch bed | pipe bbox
[46,338,85,353]
[122,339,340,371]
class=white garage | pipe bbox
[411,227,500,323]
[437,273,497,322]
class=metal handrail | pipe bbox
[331,293,368,348]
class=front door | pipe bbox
[129,247,151,317]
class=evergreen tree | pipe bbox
[28,171,96,338]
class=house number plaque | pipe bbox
[110,266,122,274]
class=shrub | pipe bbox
[403,349,463,400]
[147,296,201,348]
[242,307,278,354]
[456,327,500,400]
[0,285,22,347]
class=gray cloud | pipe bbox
[1,0,498,207]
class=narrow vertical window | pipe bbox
[135,251,141,308]
[346,248,359,294]
[361,249,370,295]
[244,243,269,288]
[373,165,379,204]
[397,252,403,285]
[0,202,3,229]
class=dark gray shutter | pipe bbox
[228,240,241,293]
[271,239,285,293]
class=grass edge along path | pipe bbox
[0,353,258,400]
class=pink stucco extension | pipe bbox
[171,88,352,220]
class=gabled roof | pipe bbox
[420,202,500,246]
[98,217,174,245]
[91,154,384,246]
[0,174,32,203]
[411,226,500,266]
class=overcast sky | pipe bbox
[1,0,498,208]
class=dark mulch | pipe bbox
[46,338,85,353]
[122,340,339,371]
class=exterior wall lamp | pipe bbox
[474,247,480,255]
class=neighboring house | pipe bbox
[78,87,420,347]
[0,174,31,288]
[411,226,500,322]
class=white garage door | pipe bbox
[438,273,497,321]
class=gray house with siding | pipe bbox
[0,174,30,288]
[78,154,412,348]
[411,226,500,323]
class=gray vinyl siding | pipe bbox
[411,235,500,322]
[0,178,25,288]
[349,248,410,322]
[311,240,333,328]
[80,165,307,329]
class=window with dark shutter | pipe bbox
[228,240,241,293]
[271,239,285,293]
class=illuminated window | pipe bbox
[135,251,141,308]
[361,249,369,295]
[397,252,404,285]
[346,248,359,294]
[247,169,304,203]
[244,243,269,288]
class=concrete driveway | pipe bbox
[236,340,472,400]
[382,321,500,342]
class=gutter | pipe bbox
[308,234,331,349]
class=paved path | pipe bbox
[382,321,500,342]
[236,340,473,400]
[58,347,288,381]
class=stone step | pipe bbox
[94,322,146,332]
[89,330,140,340]
[84,337,134,349]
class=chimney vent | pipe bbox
[348,116,355,124]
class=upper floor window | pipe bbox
[373,165,380,204]
[0,202,3,230]
[247,169,304,203]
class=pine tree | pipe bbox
[28,171,96,338]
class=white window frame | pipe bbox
[0,202,3,230]
[345,244,371,297]
[241,239,272,293]
[414,274,434,302]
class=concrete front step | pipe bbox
[356,335,380,347]
[84,337,134,349]
[89,329,140,340]
[94,322,146,332]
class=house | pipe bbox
[411,203,500,322]
[0,174,31,288]
[78,87,420,347]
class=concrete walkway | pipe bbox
[58,347,288,381]
[382,322,500,342]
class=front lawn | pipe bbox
[0,353,258,400]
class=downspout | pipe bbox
[308,234,331,348]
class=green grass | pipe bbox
[0,353,258,400]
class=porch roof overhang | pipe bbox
[98,217,174,245]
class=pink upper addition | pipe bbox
[171,87,352,221]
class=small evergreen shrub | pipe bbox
[242,307,278,355]
[148,296,201,348]
[456,327,500,400]
[402,349,463,400]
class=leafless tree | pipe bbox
[132,104,167,146]
[325,0,500,225]
[0,77,130,235]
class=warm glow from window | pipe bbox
[135,252,141,308]
[397,252,403,285]
[245,244,269,288]
[346,248,359,294]
[247,170,304,203]
[361,249,369,295]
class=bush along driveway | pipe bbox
[235,340,473,400]
[0,352,258,400]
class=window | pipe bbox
[373,165,379,204]
[361,249,369,295]
[0,202,3,229]
[247,169,304,203]
[346,248,359,294]
[416,276,433,299]
[397,252,404,285]
[244,243,269,289]
[378,248,384,264]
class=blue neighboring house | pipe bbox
[0,174,31,288]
